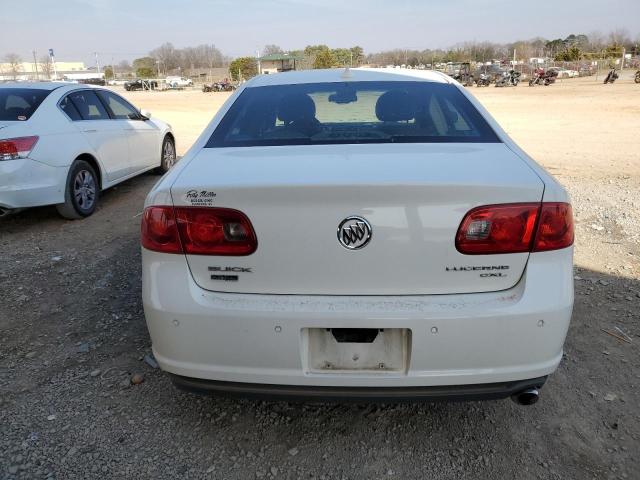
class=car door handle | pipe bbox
[83,129,98,133]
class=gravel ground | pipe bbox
[1,78,640,479]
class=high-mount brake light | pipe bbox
[141,206,257,256]
[456,202,573,255]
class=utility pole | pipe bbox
[256,49,261,75]
[49,49,58,80]
[95,52,101,74]
[32,50,39,81]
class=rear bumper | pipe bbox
[143,247,573,391]
[0,158,67,209]
[170,374,547,402]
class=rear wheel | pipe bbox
[155,136,176,174]
[56,160,99,219]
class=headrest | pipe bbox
[375,90,415,122]
[277,93,316,124]
[72,96,90,116]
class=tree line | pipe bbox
[225,32,638,81]
[126,43,228,78]
[2,29,637,80]
[366,30,638,66]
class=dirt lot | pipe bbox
[1,75,639,479]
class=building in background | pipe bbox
[258,53,302,74]
[0,61,90,81]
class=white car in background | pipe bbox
[549,67,579,78]
[0,83,176,219]
[142,68,574,404]
[166,76,193,88]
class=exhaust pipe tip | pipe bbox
[511,388,540,406]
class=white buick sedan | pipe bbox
[0,83,175,219]
[141,69,574,404]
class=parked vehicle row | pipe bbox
[202,80,237,92]
[0,82,175,218]
[123,77,225,91]
[447,63,640,87]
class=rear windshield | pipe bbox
[0,88,51,121]
[206,81,500,148]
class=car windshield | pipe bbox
[206,81,500,148]
[0,88,51,121]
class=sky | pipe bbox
[1,0,639,65]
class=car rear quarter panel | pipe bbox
[453,81,569,203]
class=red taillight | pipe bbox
[532,203,574,252]
[141,206,182,253]
[175,207,257,255]
[0,136,39,161]
[141,206,257,256]
[456,202,573,255]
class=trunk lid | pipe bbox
[170,143,544,295]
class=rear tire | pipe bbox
[56,160,99,219]
[155,136,176,174]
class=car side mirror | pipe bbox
[140,109,152,120]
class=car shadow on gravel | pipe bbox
[1,175,638,479]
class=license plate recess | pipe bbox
[304,328,410,374]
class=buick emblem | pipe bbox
[337,216,372,250]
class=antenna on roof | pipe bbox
[341,67,353,80]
